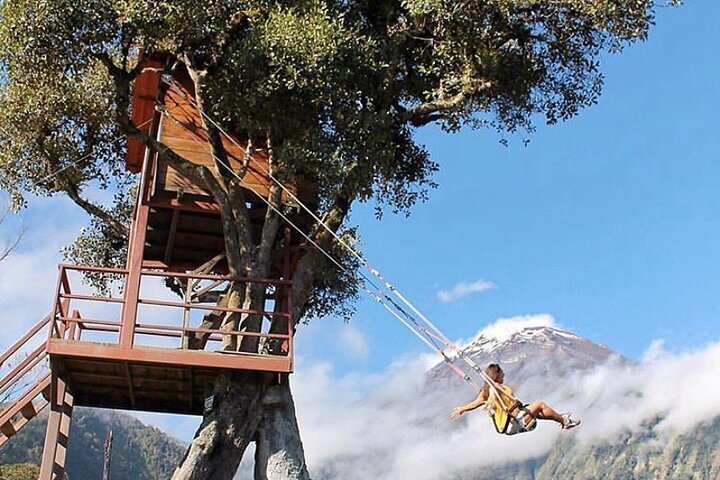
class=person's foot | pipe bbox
[561,413,581,430]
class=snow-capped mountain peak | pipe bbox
[428,326,623,389]
[460,326,585,356]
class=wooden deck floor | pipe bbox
[48,340,292,415]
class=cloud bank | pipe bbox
[437,280,496,304]
[235,337,720,480]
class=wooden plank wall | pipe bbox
[157,80,290,202]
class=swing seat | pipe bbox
[492,403,537,436]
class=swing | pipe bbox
[488,385,537,436]
[156,89,569,437]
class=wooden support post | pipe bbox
[119,152,153,349]
[39,373,74,480]
[181,279,193,350]
[284,228,294,361]
[119,202,148,349]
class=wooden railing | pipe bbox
[0,315,54,446]
[50,264,293,358]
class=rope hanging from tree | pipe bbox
[156,80,518,413]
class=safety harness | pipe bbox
[488,385,537,436]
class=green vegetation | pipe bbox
[452,417,720,480]
[0,407,185,480]
[0,463,40,480]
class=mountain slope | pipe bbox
[425,326,720,480]
[0,407,185,480]
[306,325,719,480]
[535,416,720,480]
[430,326,621,381]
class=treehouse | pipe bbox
[126,58,317,272]
[0,58,317,479]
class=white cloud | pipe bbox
[437,280,496,304]
[570,340,720,443]
[0,231,76,343]
[463,313,557,345]
[286,351,560,480]
[641,338,666,362]
[337,326,370,360]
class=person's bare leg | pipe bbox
[524,401,564,425]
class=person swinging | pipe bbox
[450,363,580,435]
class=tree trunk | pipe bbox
[173,375,310,480]
[172,373,265,480]
[254,381,310,480]
[239,281,267,354]
[221,282,245,351]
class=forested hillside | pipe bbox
[0,407,185,480]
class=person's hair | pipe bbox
[481,364,504,396]
[486,363,503,379]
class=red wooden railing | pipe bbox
[50,264,293,358]
[0,314,54,447]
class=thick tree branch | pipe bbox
[183,64,234,187]
[288,164,361,323]
[405,92,466,126]
[57,177,129,238]
[33,126,130,240]
[183,58,256,271]
[403,80,493,127]
[257,135,282,273]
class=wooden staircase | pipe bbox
[0,315,52,447]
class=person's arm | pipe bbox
[450,389,488,419]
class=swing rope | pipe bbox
[155,79,517,408]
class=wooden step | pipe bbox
[0,420,16,437]
[0,398,49,449]
[20,401,37,420]
[0,374,52,433]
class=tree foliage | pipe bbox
[0,0,660,203]
[0,0,662,318]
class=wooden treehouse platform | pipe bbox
[46,264,294,415]
[2,53,317,479]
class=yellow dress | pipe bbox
[487,384,518,434]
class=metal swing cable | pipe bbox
[160,82,513,400]
[185,98,511,401]
[156,106,449,358]
[157,105,496,396]
[157,85,510,400]
[158,107,506,399]
[166,78,483,362]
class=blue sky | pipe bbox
[300,0,720,371]
[0,1,718,443]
